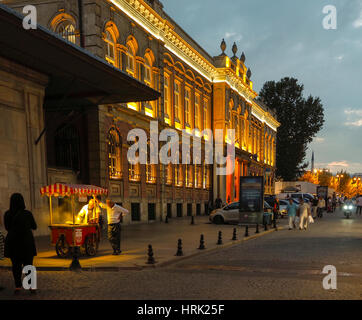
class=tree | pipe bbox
[259,77,325,181]
[299,171,318,184]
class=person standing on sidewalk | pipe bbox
[99,199,129,255]
[356,195,362,216]
[311,196,318,219]
[298,198,311,230]
[317,196,325,218]
[287,198,298,230]
[4,193,37,295]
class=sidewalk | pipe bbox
[0,216,287,271]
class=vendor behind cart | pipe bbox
[77,199,101,224]
[99,199,129,255]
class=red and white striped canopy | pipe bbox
[40,183,108,197]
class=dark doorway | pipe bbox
[205,203,209,216]
[177,203,183,217]
[148,203,156,221]
[187,203,192,216]
[131,203,140,221]
[196,203,201,216]
[167,203,172,218]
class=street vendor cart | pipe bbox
[40,183,108,258]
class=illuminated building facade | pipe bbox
[6,0,279,223]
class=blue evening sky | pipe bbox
[164,0,362,174]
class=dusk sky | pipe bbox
[165,0,362,174]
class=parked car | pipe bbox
[209,201,273,225]
[278,199,290,217]
[277,192,314,202]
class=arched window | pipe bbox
[108,128,122,179]
[126,43,136,77]
[144,56,152,86]
[146,141,156,184]
[55,125,80,171]
[104,30,116,66]
[52,14,77,44]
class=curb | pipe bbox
[0,226,284,272]
[151,226,285,268]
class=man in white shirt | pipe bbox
[77,199,101,224]
[298,198,311,230]
[99,199,129,255]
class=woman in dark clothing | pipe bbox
[4,193,37,294]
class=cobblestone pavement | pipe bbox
[1,208,362,300]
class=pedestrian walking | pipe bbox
[311,196,318,219]
[273,198,280,220]
[99,199,129,255]
[215,197,222,209]
[287,198,298,230]
[298,198,311,230]
[356,195,362,216]
[4,193,37,295]
[317,196,325,218]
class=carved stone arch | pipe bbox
[103,20,120,42]
[126,35,139,55]
[195,76,204,88]
[163,52,174,66]
[204,83,211,92]
[144,48,155,66]
[186,69,195,82]
[48,12,77,31]
[174,61,186,74]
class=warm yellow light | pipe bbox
[127,102,137,111]
[145,108,153,117]
[225,57,230,68]
[165,117,171,125]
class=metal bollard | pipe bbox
[198,234,205,250]
[165,215,169,224]
[69,246,82,271]
[232,228,237,240]
[245,225,249,237]
[191,216,195,225]
[255,223,260,234]
[217,231,223,245]
[175,239,184,256]
[146,244,155,264]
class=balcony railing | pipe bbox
[129,173,141,182]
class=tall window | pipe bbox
[104,30,116,66]
[185,88,191,126]
[234,116,239,147]
[56,21,76,44]
[144,58,152,86]
[174,81,180,122]
[195,94,200,129]
[164,75,171,121]
[108,128,122,179]
[126,44,135,76]
[185,164,193,188]
[175,164,183,186]
[203,98,208,130]
[55,125,80,171]
[166,163,173,185]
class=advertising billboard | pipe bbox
[239,176,264,224]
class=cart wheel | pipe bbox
[85,235,97,256]
[55,235,70,258]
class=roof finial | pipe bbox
[247,68,252,79]
[232,42,238,57]
[240,52,246,63]
[220,39,226,55]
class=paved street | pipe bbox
[1,208,362,300]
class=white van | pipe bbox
[277,192,314,202]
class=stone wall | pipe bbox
[0,56,48,235]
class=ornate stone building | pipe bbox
[5,0,279,225]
